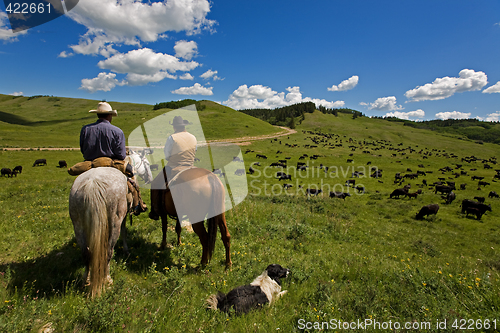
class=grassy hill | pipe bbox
[1,99,500,332]
[0,95,280,148]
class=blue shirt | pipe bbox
[80,119,126,161]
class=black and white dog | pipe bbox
[206,264,290,314]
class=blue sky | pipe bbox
[1,0,500,121]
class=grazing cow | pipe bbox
[13,165,22,174]
[233,156,243,162]
[234,169,245,176]
[248,167,255,174]
[345,179,356,187]
[346,159,353,163]
[1,168,14,177]
[283,184,293,190]
[444,191,456,204]
[416,204,439,220]
[150,164,159,171]
[460,183,466,190]
[256,154,268,159]
[488,191,499,198]
[330,192,351,200]
[460,199,492,215]
[355,185,365,193]
[478,181,490,187]
[278,174,292,181]
[306,189,322,196]
[390,188,408,199]
[471,176,484,181]
[464,207,485,220]
[434,185,454,195]
[32,159,47,167]
[58,160,67,168]
[406,192,419,199]
[253,162,261,166]
[473,196,485,203]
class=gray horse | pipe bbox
[69,167,131,297]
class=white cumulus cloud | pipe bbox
[327,75,359,91]
[67,0,215,56]
[405,69,488,102]
[435,111,471,120]
[171,83,213,95]
[9,91,23,96]
[200,69,222,81]
[224,85,344,110]
[477,111,500,122]
[482,81,500,94]
[174,40,198,60]
[95,48,199,86]
[79,72,126,93]
[180,73,194,80]
[363,96,403,111]
[384,109,425,120]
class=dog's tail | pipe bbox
[206,292,226,311]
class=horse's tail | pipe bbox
[207,173,225,261]
[82,178,110,298]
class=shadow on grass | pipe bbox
[0,228,173,299]
[0,110,88,127]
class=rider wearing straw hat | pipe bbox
[149,115,197,220]
[79,101,147,215]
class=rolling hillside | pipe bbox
[0,95,280,148]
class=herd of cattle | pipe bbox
[243,130,499,222]
[3,130,499,224]
[1,158,67,178]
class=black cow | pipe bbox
[488,191,499,198]
[58,160,67,168]
[478,181,490,187]
[464,207,485,220]
[473,196,485,203]
[460,199,492,215]
[278,174,292,181]
[1,168,14,177]
[329,192,350,200]
[234,169,245,176]
[416,204,440,220]
[256,154,268,159]
[33,159,47,167]
[306,189,322,196]
[345,179,355,187]
[444,191,456,204]
[150,164,159,171]
[434,185,454,194]
[283,183,293,190]
[248,167,255,174]
[460,183,466,190]
[13,165,22,174]
[355,185,365,193]
[390,188,408,198]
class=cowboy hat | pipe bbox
[170,116,191,126]
[89,102,118,116]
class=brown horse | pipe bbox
[158,167,232,267]
[69,167,131,297]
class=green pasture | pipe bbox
[0,104,500,332]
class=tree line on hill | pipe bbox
[151,99,365,129]
[153,99,206,111]
[240,102,364,128]
[372,116,500,145]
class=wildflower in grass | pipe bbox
[449,274,453,278]
[438,271,442,274]
[422,283,427,286]
[468,286,472,289]
[475,277,481,282]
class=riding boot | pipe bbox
[127,179,147,216]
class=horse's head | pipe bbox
[126,150,153,184]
